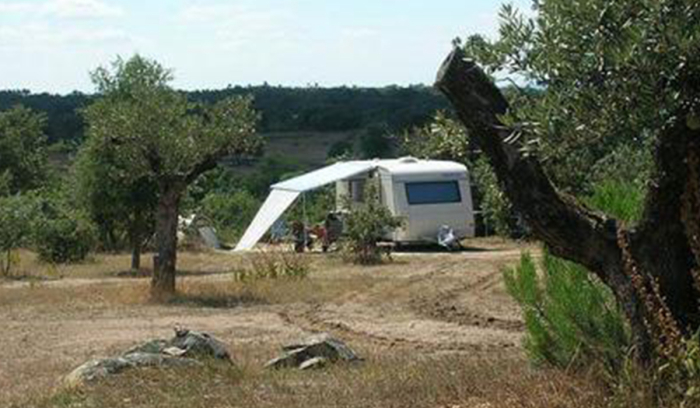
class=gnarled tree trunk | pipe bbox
[151,185,182,297]
[435,48,700,363]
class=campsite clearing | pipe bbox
[0,239,605,408]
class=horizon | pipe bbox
[0,0,533,94]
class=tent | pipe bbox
[234,161,376,251]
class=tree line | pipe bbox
[0,84,447,145]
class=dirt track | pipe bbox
[0,240,531,405]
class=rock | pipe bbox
[265,333,360,370]
[282,333,360,361]
[63,328,231,388]
[64,352,200,388]
[169,328,231,361]
[122,339,169,355]
[163,346,187,357]
[299,356,329,370]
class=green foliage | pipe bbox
[32,194,97,264]
[232,251,310,282]
[287,186,335,226]
[0,86,445,145]
[359,123,394,159]
[0,106,48,195]
[504,252,629,375]
[0,194,38,275]
[342,183,403,265]
[584,180,644,224]
[461,0,700,194]
[401,111,471,162]
[610,333,700,408]
[83,55,262,280]
[472,157,513,236]
[74,130,157,251]
[327,140,354,159]
[199,191,260,242]
[85,55,262,185]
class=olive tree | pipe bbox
[84,55,262,297]
[437,0,700,362]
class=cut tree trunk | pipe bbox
[435,47,700,363]
[151,185,181,297]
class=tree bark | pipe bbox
[129,210,143,271]
[131,242,141,271]
[151,184,181,297]
[434,47,700,362]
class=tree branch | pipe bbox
[434,48,620,278]
[435,46,654,361]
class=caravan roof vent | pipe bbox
[398,156,419,164]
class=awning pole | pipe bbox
[303,192,309,246]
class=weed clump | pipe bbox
[233,251,310,282]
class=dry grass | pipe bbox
[21,350,607,408]
[1,249,252,281]
[1,240,605,408]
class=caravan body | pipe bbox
[236,157,474,251]
[335,157,475,243]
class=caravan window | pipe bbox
[405,181,461,205]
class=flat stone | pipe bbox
[266,333,360,369]
[64,352,200,388]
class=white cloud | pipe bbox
[0,24,131,49]
[175,3,294,50]
[45,0,124,19]
[0,0,124,19]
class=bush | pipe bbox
[232,251,310,282]
[33,202,97,264]
[327,139,354,159]
[342,183,403,265]
[584,180,644,224]
[504,252,629,375]
[472,156,516,237]
[199,190,260,242]
[0,194,38,276]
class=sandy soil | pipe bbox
[0,239,533,406]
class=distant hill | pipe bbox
[0,85,448,145]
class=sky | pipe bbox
[0,0,533,94]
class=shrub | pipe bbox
[584,180,644,224]
[504,252,629,375]
[33,202,97,264]
[471,156,515,237]
[232,251,310,282]
[327,139,354,159]
[342,182,403,265]
[0,194,38,276]
[199,190,260,242]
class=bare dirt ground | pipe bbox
[0,239,566,407]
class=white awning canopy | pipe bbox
[234,161,377,251]
[234,189,300,251]
[272,161,376,192]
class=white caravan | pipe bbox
[234,157,475,251]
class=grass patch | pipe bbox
[26,352,607,408]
